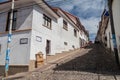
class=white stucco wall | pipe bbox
[30,5,59,60]
[30,5,80,60]
[0,31,31,65]
[16,6,33,30]
[0,6,33,65]
[0,12,7,32]
[112,0,120,56]
[57,17,80,50]
[0,6,33,33]
[105,20,114,51]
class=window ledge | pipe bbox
[63,27,68,31]
[42,24,52,30]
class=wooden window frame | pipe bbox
[43,14,52,29]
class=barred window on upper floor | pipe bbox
[74,29,77,37]
[63,20,68,31]
[6,10,17,31]
[43,14,52,29]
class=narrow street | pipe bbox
[6,44,120,80]
[0,0,120,80]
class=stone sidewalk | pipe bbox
[46,48,84,63]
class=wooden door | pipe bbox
[46,40,51,55]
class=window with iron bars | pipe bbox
[6,10,17,31]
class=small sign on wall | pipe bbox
[36,36,42,42]
[20,38,28,44]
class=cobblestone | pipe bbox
[5,44,120,80]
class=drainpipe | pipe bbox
[108,0,120,66]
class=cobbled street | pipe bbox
[12,44,120,80]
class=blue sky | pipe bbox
[45,0,107,42]
[0,0,106,42]
[0,0,7,2]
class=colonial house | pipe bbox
[96,9,109,46]
[52,7,89,48]
[0,0,89,75]
[96,0,120,65]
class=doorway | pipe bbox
[46,40,51,55]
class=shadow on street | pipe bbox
[53,44,120,75]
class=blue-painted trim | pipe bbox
[112,34,117,48]
[8,34,12,43]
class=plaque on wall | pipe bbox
[20,38,28,44]
[36,36,42,42]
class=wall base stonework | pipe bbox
[0,65,28,76]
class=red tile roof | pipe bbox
[52,7,84,30]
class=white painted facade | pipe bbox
[30,5,81,60]
[0,0,88,68]
[0,4,33,65]
[112,0,120,59]
[0,31,31,65]
[105,20,114,51]
[97,0,120,62]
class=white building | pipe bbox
[105,0,120,62]
[96,0,120,64]
[105,19,114,51]
[111,0,120,60]
[0,0,89,75]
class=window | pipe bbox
[74,29,77,37]
[12,11,17,30]
[6,10,17,31]
[105,36,107,41]
[43,14,51,29]
[64,42,68,46]
[72,45,75,49]
[63,20,68,30]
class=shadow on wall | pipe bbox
[16,8,33,30]
[53,44,120,75]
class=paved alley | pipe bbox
[5,44,120,80]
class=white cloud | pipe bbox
[80,17,100,34]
